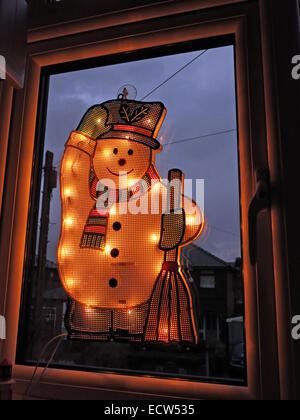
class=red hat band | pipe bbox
[112,124,153,138]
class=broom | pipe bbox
[144,169,197,344]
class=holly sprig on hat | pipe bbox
[120,104,150,123]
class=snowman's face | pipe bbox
[93,138,153,188]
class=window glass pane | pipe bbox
[17,44,246,385]
[200,275,216,289]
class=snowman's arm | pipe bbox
[181,195,204,246]
[60,132,96,221]
[158,193,204,250]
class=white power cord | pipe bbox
[25,333,67,398]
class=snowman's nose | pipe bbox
[118,159,126,166]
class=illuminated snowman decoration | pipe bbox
[58,91,204,343]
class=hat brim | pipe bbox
[100,130,161,150]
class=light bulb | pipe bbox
[110,207,116,216]
[64,188,72,198]
[61,247,70,258]
[66,279,75,287]
[104,245,111,254]
[151,234,159,243]
[65,160,73,171]
[186,215,196,226]
[128,179,137,188]
[64,217,73,226]
[85,306,93,314]
[152,182,161,192]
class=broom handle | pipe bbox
[165,169,184,263]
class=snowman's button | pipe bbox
[109,278,118,288]
[113,222,121,231]
[110,248,119,258]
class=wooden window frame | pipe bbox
[0,0,284,399]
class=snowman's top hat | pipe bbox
[77,98,167,151]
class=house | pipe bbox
[181,244,243,347]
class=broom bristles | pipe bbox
[144,268,196,344]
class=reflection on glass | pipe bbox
[17,45,246,384]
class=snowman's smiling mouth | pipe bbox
[107,168,134,177]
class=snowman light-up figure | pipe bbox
[58,90,204,343]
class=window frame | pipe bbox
[0,0,282,400]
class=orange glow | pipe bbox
[64,217,73,226]
[152,182,161,192]
[186,215,196,226]
[64,188,72,198]
[151,234,159,243]
[85,306,93,314]
[104,245,111,254]
[58,134,203,310]
[65,160,73,171]
[58,105,204,344]
[109,206,117,215]
[128,179,137,188]
[66,278,75,287]
[60,247,71,258]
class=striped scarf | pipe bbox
[81,165,159,250]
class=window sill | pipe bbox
[13,365,251,400]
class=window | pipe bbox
[200,273,216,289]
[3,2,280,400]
[16,41,246,386]
[42,307,57,329]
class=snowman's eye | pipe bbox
[128,149,134,156]
[113,148,118,155]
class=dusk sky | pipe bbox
[41,45,241,263]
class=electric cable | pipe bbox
[25,333,67,398]
[36,335,65,386]
[163,128,237,146]
[141,50,209,100]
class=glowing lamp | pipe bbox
[64,217,73,226]
[64,188,72,198]
[151,234,159,243]
[66,279,75,287]
[58,95,204,344]
[186,215,196,226]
